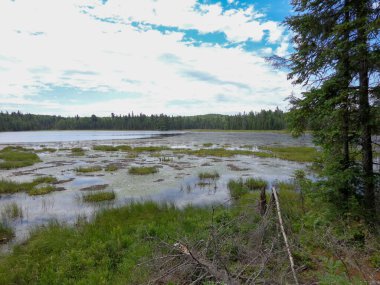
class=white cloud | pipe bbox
[0,0,293,116]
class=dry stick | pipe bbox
[272,187,299,285]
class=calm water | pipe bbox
[0,130,184,144]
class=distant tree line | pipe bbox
[0,108,286,131]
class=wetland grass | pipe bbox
[132,146,170,152]
[105,164,119,172]
[0,176,58,195]
[128,166,158,175]
[198,171,220,180]
[202,143,213,147]
[75,166,102,173]
[175,148,254,157]
[260,146,319,162]
[0,146,41,169]
[35,148,57,153]
[93,145,132,152]
[1,202,23,220]
[0,223,13,243]
[71,147,86,156]
[82,191,115,202]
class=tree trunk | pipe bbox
[356,0,376,220]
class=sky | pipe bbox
[0,0,297,117]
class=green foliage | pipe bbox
[128,166,158,175]
[0,109,287,131]
[0,146,41,169]
[75,166,102,173]
[245,177,267,190]
[83,191,116,202]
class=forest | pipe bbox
[0,108,286,131]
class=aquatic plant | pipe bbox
[71,147,86,156]
[132,146,170,152]
[28,185,57,196]
[245,177,267,190]
[93,145,132,152]
[260,146,319,162]
[1,202,23,220]
[83,191,115,202]
[0,222,13,244]
[128,166,158,175]
[175,148,254,157]
[0,146,41,169]
[105,164,119,172]
[202,143,213,147]
[35,148,57,153]
[198,171,220,180]
[75,166,102,173]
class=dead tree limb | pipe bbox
[272,187,299,285]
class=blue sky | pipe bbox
[0,0,297,116]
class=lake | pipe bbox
[0,131,313,250]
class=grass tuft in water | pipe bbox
[128,166,158,175]
[83,191,116,202]
[0,146,41,169]
[105,164,119,172]
[132,146,170,152]
[245,177,267,190]
[0,176,58,195]
[175,148,254,157]
[93,145,132,152]
[1,202,23,220]
[71,147,86,156]
[35,148,57,153]
[202,143,213,147]
[198,171,220,180]
[228,177,267,199]
[75,166,102,173]
[0,222,13,244]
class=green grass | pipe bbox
[93,145,132,152]
[0,176,58,195]
[198,171,220,180]
[35,148,57,153]
[245,177,267,190]
[0,178,376,284]
[0,146,41,169]
[71,147,86,156]
[83,191,116,202]
[175,148,254,157]
[202,143,213,147]
[75,166,102,173]
[128,166,158,175]
[28,185,57,196]
[1,202,23,220]
[105,164,119,172]
[0,223,13,243]
[132,146,170,152]
[260,146,319,162]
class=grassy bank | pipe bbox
[0,174,378,284]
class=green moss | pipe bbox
[260,146,319,162]
[198,171,220,180]
[83,191,116,202]
[128,166,158,175]
[0,146,41,169]
[75,166,102,173]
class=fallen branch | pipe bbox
[272,187,299,285]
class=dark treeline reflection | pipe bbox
[0,108,286,131]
